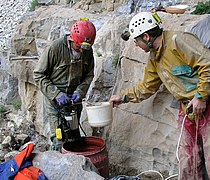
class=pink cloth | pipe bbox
[178,102,210,180]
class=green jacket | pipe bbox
[122,31,210,102]
[33,35,94,101]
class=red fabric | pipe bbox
[15,166,44,180]
[178,102,210,180]
[14,143,34,168]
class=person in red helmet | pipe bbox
[71,19,96,49]
[33,19,96,151]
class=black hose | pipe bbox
[79,122,87,136]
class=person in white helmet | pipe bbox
[109,12,210,180]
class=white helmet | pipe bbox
[129,12,161,39]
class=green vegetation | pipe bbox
[30,0,39,11]
[12,99,21,111]
[0,105,7,113]
[191,1,210,14]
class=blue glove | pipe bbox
[71,91,81,103]
[55,92,70,106]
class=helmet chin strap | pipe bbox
[146,36,158,49]
[147,41,153,49]
[147,36,159,60]
[140,36,155,49]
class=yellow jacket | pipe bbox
[122,31,210,103]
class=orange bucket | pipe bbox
[62,136,109,178]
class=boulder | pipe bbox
[33,151,104,180]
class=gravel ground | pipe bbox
[0,0,32,51]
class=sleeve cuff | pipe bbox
[121,95,129,103]
[195,92,202,99]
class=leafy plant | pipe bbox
[30,0,39,11]
[0,105,7,113]
[12,99,21,111]
[191,1,210,14]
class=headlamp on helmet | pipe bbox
[71,18,96,50]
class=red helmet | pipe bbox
[70,19,96,50]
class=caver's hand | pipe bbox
[187,96,206,120]
[109,95,122,107]
[71,91,82,103]
[55,92,70,106]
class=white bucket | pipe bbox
[86,102,113,127]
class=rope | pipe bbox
[136,170,164,179]
[176,114,187,162]
[136,170,178,180]
[134,115,187,180]
[165,174,179,180]
[176,114,207,179]
[176,114,187,180]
